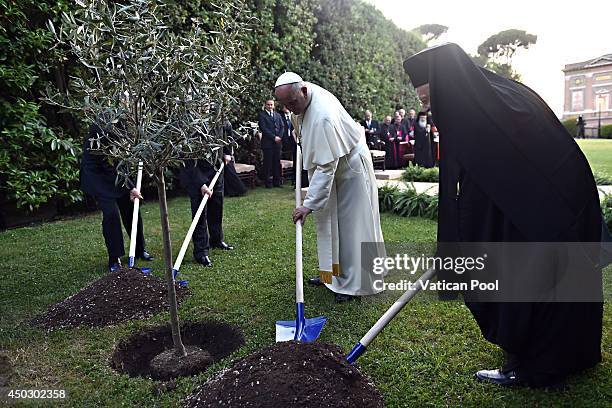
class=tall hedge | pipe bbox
[0,0,82,211]
[1,0,425,211]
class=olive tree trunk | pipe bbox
[156,169,187,357]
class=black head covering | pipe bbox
[403,43,601,242]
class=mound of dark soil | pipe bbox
[184,341,384,408]
[111,321,244,381]
[31,267,191,330]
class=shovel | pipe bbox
[171,162,225,286]
[127,161,151,274]
[276,146,326,342]
[346,267,436,363]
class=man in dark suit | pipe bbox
[258,99,284,187]
[280,105,296,184]
[80,123,153,272]
[179,152,234,267]
[360,110,380,149]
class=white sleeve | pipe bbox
[303,159,339,211]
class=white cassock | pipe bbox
[292,82,386,296]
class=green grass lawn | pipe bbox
[577,139,612,175]
[0,186,610,407]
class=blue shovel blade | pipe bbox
[275,316,327,342]
[275,302,326,342]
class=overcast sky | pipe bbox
[368,0,612,117]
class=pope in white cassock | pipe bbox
[274,72,386,303]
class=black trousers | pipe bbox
[262,146,281,187]
[96,193,145,259]
[190,176,224,258]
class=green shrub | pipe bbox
[600,124,612,139]
[601,194,612,232]
[378,184,398,212]
[0,0,81,211]
[392,187,438,219]
[401,164,439,182]
[562,117,577,137]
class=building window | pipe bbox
[572,90,584,111]
[594,73,612,82]
[596,93,609,111]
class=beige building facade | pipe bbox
[562,53,612,136]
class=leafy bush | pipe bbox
[393,187,438,219]
[601,194,612,232]
[562,118,577,137]
[600,124,612,139]
[401,164,439,182]
[0,99,81,210]
[378,185,438,220]
[378,184,398,212]
[0,0,81,211]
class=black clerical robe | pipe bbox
[404,43,605,387]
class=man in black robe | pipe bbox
[403,43,605,388]
[412,111,434,168]
[80,123,154,272]
[385,113,407,169]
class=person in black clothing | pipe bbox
[280,105,297,185]
[361,110,379,149]
[179,151,234,268]
[404,42,606,388]
[80,123,154,272]
[576,115,586,138]
[221,120,248,197]
[385,113,407,169]
[405,108,417,132]
[258,99,284,187]
[412,111,434,168]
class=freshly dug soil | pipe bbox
[150,346,213,380]
[184,341,384,408]
[111,321,244,381]
[31,267,191,330]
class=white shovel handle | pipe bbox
[295,147,304,304]
[360,267,437,347]
[173,162,225,272]
[128,161,144,259]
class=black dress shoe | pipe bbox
[137,250,154,261]
[334,294,354,303]
[475,369,524,386]
[211,242,234,250]
[195,255,213,267]
[308,277,324,286]
[108,258,122,273]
